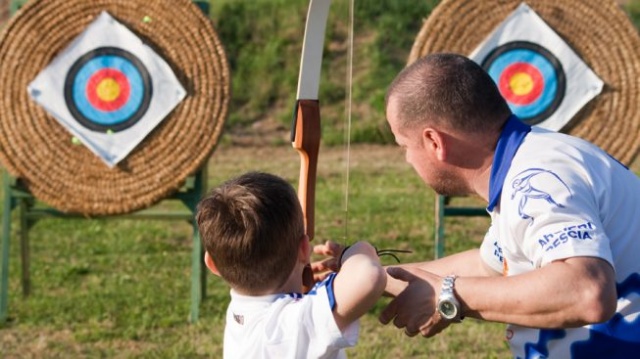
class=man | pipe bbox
[379,53,640,358]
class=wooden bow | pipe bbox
[292,0,332,292]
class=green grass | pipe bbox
[0,144,509,358]
[3,0,640,357]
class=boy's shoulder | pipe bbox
[224,272,356,358]
[305,272,338,307]
[227,272,337,326]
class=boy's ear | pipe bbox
[299,234,310,262]
[204,251,221,276]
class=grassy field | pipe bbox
[0,142,511,358]
[2,0,640,357]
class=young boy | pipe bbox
[196,171,387,358]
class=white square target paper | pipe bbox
[469,3,603,131]
[28,11,186,167]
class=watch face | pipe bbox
[439,300,458,319]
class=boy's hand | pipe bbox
[310,240,346,282]
[313,240,346,258]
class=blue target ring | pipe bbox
[64,47,152,132]
[481,41,565,125]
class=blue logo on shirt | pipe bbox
[493,241,504,264]
[537,222,595,252]
[510,168,571,223]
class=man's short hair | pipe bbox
[196,171,304,294]
[386,53,512,133]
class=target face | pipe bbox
[64,47,152,133]
[469,3,602,131]
[482,41,566,126]
[28,11,186,167]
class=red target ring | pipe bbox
[86,68,131,112]
[498,62,543,105]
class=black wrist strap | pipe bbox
[375,247,412,263]
[338,245,412,269]
[338,245,351,267]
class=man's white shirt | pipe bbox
[480,121,640,358]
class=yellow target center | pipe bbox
[509,73,534,96]
[96,78,121,102]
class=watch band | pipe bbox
[442,275,456,295]
[437,275,462,322]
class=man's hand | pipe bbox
[379,267,451,337]
[310,240,346,282]
[383,265,410,297]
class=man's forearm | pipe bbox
[384,249,498,297]
[402,249,499,277]
[456,257,617,328]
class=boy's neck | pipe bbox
[275,264,305,294]
[233,264,305,296]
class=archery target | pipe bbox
[469,3,602,131]
[481,41,566,126]
[28,11,186,167]
[64,47,152,132]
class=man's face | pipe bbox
[386,97,437,188]
[386,97,468,196]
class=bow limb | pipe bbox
[292,0,332,291]
[292,0,332,241]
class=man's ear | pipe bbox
[204,251,221,276]
[422,127,447,161]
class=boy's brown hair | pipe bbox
[196,171,305,294]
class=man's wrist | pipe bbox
[436,275,463,322]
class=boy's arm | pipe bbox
[331,241,387,331]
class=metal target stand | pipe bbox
[434,194,488,259]
[0,0,212,325]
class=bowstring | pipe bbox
[342,0,354,244]
[339,0,413,264]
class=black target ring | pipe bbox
[481,41,566,126]
[64,46,152,133]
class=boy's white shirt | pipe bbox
[223,273,359,359]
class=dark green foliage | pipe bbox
[210,0,437,144]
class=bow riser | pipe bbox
[292,99,321,240]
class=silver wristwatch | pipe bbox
[436,275,462,322]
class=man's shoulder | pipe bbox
[523,127,608,159]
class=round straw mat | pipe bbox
[0,0,230,215]
[409,0,640,166]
